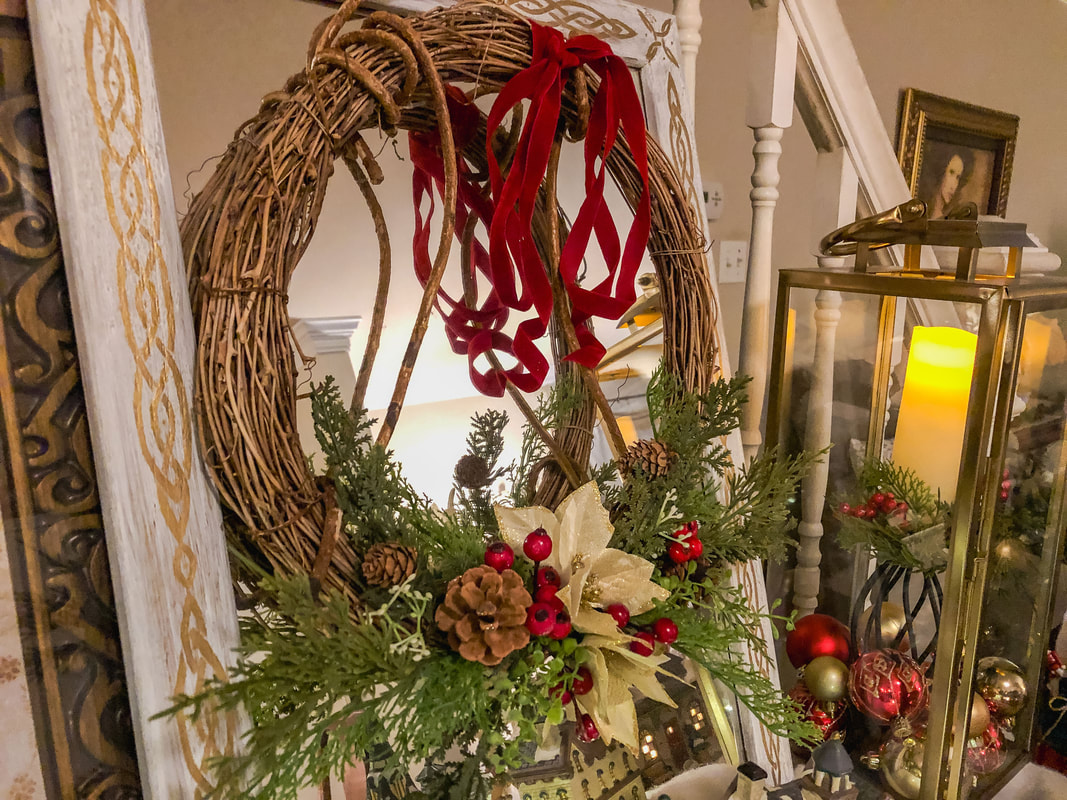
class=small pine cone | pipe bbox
[362,543,417,588]
[620,438,676,478]
[435,565,532,666]
[454,454,492,489]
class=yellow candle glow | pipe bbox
[892,326,977,504]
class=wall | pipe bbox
[645,0,1067,357]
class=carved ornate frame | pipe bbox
[14,0,791,792]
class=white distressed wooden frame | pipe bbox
[28,0,790,790]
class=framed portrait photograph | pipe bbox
[897,88,1019,218]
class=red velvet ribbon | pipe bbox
[410,22,650,396]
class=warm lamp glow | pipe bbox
[892,326,977,504]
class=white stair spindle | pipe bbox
[790,150,857,618]
[673,0,702,111]
[738,0,797,463]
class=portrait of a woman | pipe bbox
[917,146,974,218]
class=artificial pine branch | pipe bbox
[453,409,511,530]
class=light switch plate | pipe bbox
[718,240,748,284]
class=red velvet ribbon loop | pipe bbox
[409,21,651,396]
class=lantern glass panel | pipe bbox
[968,307,1067,792]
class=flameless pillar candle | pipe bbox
[892,326,977,504]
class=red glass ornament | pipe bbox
[525,602,555,636]
[550,612,572,640]
[667,541,690,563]
[630,631,655,656]
[785,613,851,667]
[848,649,929,724]
[577,713,599,742]
[523,528,553,561]
[536,566,561,588]
[652,617,679,644]
[484,541,515,571]
[787,682,845,742]
[607,603,630,628]
[572,667,593,696]
[966,721,1005,775]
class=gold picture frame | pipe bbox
[897,88,1019,218]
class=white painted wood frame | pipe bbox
[28,0,790,790]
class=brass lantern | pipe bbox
[767,200,1067,799]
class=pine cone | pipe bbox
[435,565,532,665]
[620,438,676,478]
[362,543,417,588]
[454,454,491,489]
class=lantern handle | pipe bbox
[819,199,929,257]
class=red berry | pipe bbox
[484,541,514,571]
[630,631,656,656]
[896,502,908,514]
[687,537,703,560]
[577,713,599,742]
[536,566,561,588]
[872,493,886,508]
[550,611,572,640]
[838,502,851,515]
[668,541,690,563]
[885,493,895,503]
[525,603,555,636]
[652,617,679,644]
[545,594,566,613]
[534,584,559,604]
[550,683,572,705]
[855,503,869,518]
[572,667,593,696]
[883,499,898,513]
[1001,479,1012,490]
[523,528,553,561]
[607,604,630,628]
[999,489,1010,501]
[686,520,699,535]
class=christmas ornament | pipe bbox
[786,613,851,668]
[879,735,924,800]
[495,482,667,638]
[435,566,532,665]
[966,721,1004,775]
[668,540,691,563]
[803,655,850,703]
[787,682,845,742]
[849,649,929,724]
[454,453,491,488]
[362,542,418,588]
[525,602,556,637]
[523,528,553,561]
[857,602,909,651]
[619,438,675,478]
[967,691,992,740]
[484,541,514,571]
[652,618,678,645]
[975,656,1027,718]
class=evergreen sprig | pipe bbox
[452,409,511,530]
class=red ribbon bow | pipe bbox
[410,22,650,396]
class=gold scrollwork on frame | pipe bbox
[83,0,237,792]
[638,9,677,67]
[0,11,140,798]
[506,0,638,40]
[666,72,700,216]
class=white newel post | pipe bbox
[738,0,797,463]
[673,0,701,110]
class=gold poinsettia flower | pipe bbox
[494,481,668,636]
[495,482,676,747]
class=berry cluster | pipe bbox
[999,468,1013,502]
[838,492,907,523]
[667,521,704,564]
[483,526,680,744]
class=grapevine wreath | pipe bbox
[176,0,817,796]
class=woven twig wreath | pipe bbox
[182,0,719,601]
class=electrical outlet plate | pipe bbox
[718,240,748,284]
[703,181,724,221]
